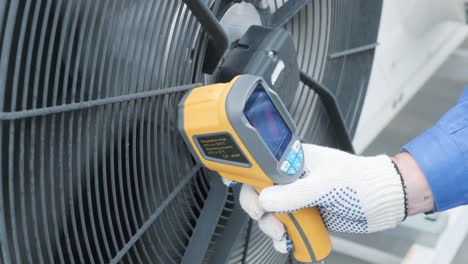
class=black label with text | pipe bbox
[196,133,249,165]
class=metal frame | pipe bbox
[300,72,355,153]
[182,0,230,74]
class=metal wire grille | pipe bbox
[0,0,211,263]
[284,0,332,142]
[0,88,212,263]
[283,0,382,144]
[0,0,382,263]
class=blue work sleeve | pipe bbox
[403,87,468,212]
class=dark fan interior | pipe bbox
[0,0,382,263]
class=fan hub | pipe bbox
[219,2,263,43]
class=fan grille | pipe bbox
[0,89,210,263]
[0,0,211,263]
[0,0,382,263]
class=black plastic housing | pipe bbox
[217,26,299,108]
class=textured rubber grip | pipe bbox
[254,186,332,263]
[275,208,332,262]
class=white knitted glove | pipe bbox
[239,144,407,253]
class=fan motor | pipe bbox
[217,26,300,109]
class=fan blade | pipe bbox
[181,174,229,264]
[206,184,249,264]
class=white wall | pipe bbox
[353,0,468,153]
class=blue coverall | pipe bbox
[404,88,468,212]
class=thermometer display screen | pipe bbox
[243,84,292,160]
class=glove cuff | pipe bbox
[391,160,409,221]
[359,155,406,232]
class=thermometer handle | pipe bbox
[255,186,332,263]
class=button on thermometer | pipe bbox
[178,75,332,263]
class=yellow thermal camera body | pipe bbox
[178,75,332,263]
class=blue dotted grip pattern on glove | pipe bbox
[314,187,368,233]
[276,187,369,233]
[285,234,292,252]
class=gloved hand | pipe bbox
[238,144,407,253]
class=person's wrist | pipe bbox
[391,152,434,215]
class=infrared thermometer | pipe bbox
[178,75,332,263]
